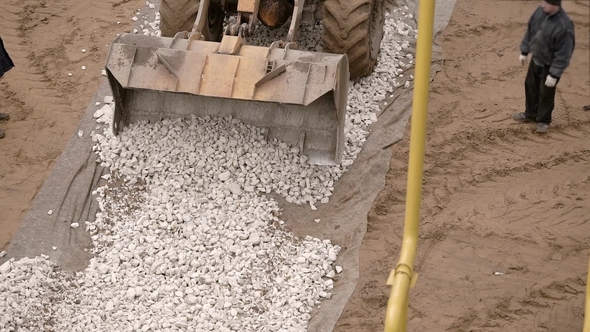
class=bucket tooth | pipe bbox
[218,35,245,55]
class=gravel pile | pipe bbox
[0,257,67,331]
[96,116,343,206]
[0,3,417,331]
[251,5,417,168]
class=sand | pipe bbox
[334,1,590,331]
[1,0,589,330]
[0,0,143,249]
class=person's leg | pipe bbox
[0,114,8,138]
[536,66,559,125]
[0,36,11,138]
[524,61,542,119]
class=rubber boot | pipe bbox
[536,123,549,133]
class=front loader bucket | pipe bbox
[105,33,349,165]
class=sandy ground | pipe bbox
[0,0,589,331]
[334,0,590,331]
[0,0,144,250]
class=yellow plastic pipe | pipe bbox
[584,255,590,332]
[383,0,436,331]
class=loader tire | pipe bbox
[159,0,224,41]
[322,0,385,78]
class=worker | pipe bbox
[513,0,575,133]
[1,36,14,139]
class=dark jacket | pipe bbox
[0,37,15,78]
[520,6,575,78]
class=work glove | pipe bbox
[545,75,557,88]
[519,54,527,65]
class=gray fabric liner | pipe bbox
[0,0,456,330]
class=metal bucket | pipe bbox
[106,33,349,165]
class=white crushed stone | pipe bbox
[94,97,115,128]
[47,209,53,215]
[95,117,342,206]
[0,3,418,331]
[0,257,66,331]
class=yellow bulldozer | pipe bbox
[105,0,386,165]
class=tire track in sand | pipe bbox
[0,1,70,250]
[406,151,589,332]
[333,0,590,331]
[0,0,143,250]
